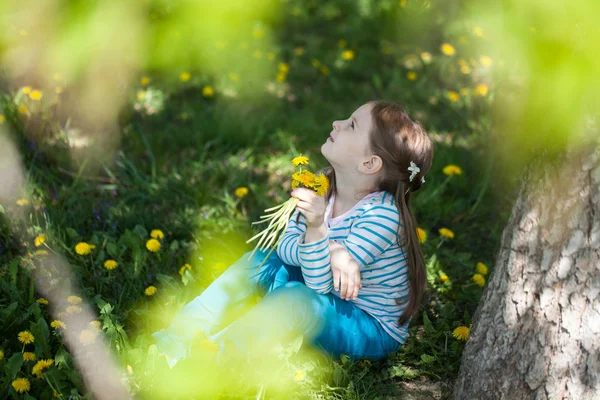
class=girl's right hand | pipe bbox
[329,240,363,301]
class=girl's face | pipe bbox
[321,102,374,170]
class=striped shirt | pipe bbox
[276,190,411,345]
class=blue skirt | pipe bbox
[152,250,402,368]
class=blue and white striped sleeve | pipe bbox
[343,203,402,269]
[276,209,333,294]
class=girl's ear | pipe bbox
[364,156,383,174]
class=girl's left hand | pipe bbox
[292,188,327,228]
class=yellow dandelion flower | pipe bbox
[146,238,161,252]
[476,262,488,275]
[0,114,5,124]
[294,47,305,55]
[29,90,43,101]
[0,349,3,360]
[447,91,460,102]
[320,66,329,75]
[145,285,157,296]
[314,173,330,196]
[18,331,34,344]
[292,170,316,188]
[22,86,32,94]
[278,63,290,73]
[50,320,66,329]
[23,352,36,361]
[420,52,432,63]
[202,85,215,98]
[66,305,82,314]
[179,72,191,82]
[479,56,492,67]
[357,359,372,367]
[399,0,407,7]
[442,165,462,176]
[407,71,417,81]
[276,72,286,82]
[36,298,48,305]
[294,370,306,381]
[12,378,30,393]
[416,227,427,243]
[440,43,455,56]
[452,326,470,341]
[32,359,54,377]
[440,274,449,282]
[75,242,95,255]
[438,228,455,239]
[137,90,147,101]
[474,83,488,96]
[473,26,484,37]
[311,59,321,68]
[291,155,309,166]
[104,259,118,270]
[67,296,82,304]
[34,234,46,247]
[150,229,164,239]
[472,274,486,287]
[179,263,192,275]
[140,76,150,86]
[16,198,29,206]
[79,329,97,345]
[18,105,29,115]
[235,187,249,198]
[341,50,355,60]
[460,65,471,74]
[90,320,101,329]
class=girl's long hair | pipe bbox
[320,100,434,326]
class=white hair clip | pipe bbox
[408,161,420,182]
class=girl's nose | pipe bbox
[332,121,339,131]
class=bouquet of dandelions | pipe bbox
[246,154,330,272]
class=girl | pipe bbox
[153,100,433,368]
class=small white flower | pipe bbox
[421,176,426,184]
[408,161,420,182]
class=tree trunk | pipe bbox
[452,138,600,399]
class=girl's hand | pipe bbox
[292,187,327,228]
[329,240,363,301]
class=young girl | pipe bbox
[153,100,433,368]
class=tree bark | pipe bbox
[452,137,600,399]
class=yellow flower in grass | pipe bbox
[479,56,492,67]
[443,165,462,176]
[294,370,306,381]
[18,331,34,344]
[22,86,32,94]
[179,72,191,82]
[438,228,454,239]
[75,242,95,255]
[16,198,29,206]
[36,298,48,305]
[472,274,486,287]
[440,274,449,283]
[447,91,460,102]
[202,85,215,98]
[18,105,29,115]
[146,239,161,252]
[140,76,150,86]
[34,234,46,247]
[145,285,157,296]
[476,262,488,275]
[313,173,329,196]
[79,330,97,345]
[0,114,5,124]
[291,155,309,166]
[452,326,470,341]
[104,259,118,270]
[407,71,417,81]
[420,52,432,63]
[320,66,329,75]
[29,90,43,101]
[278,63,290,73]
[416,227,427,243]
[12,378,30,393]
[294,47,305,56]
[32,359,54,377]
[474,83,488,96]
[150,229,164,239]
[23,352,36,361]
[292,170,316,188]
[440,43,455,56]
[473,26,484,37]
[179,263,192,275]
[51,320,66,329]
[67,296,82,304]
[341,50,355,60]
[66,305,82,314]
[235,187,249,198]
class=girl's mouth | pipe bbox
[329,135,334,142]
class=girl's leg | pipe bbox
[152,250,302,366]
[211,281,402,365]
